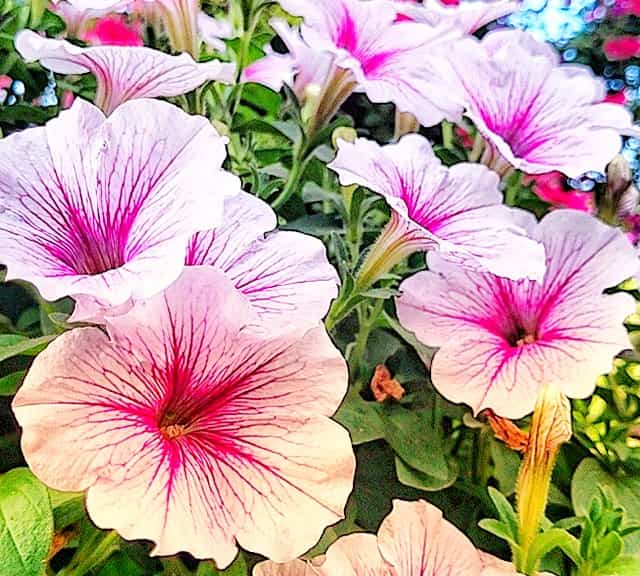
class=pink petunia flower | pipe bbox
[604,91,627,105]
[525,172,594,213]
[81,14,143,46]
[12,267,354,567]
[603,36,640,61]
[243,0,463,128]
[329,134,546,283]
[446,29,638,178]
[0,97,239,310]
[396,210,638,419]
[15,30,234,114]
[71,191,340,325]
[395,0,519,34]
[255,499,516,575]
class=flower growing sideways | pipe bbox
[0,97,240,313]
[12,268,355,567]
[15,30,235,114]
[254,499,526,575]
[396,210,638,419]
[329,134,546,290]
[243,0,463,131]
[446,29,639,177]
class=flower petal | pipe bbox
[187,192,338,327]
[253,560,314,576]
[317,533,391,575]
[377,500,483,576]
[16,30,235,114]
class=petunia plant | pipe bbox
[2,1,640,576]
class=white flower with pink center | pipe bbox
[397,210,638,419]
[13,268,355,567]
[0,97,239,309]
[446,28,639,177]
[329,134,546,282]
[15,30,234,114]
[243,0,463,127]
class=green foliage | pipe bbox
[0,468,53,576]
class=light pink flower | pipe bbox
[329,134,546,282]
[198,11,233,53]
[396,0,518,34]
[0,97,239,310]
[243,0,463,127]
[255,499,488,575]
[186,191,339,328]
[397,210,637,419]
[446,29,638,178]
[15,30,234,114]
[13,268,354,566]
[81,14,143,46]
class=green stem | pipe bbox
[271,141,310,209]
[442,121,454,150]
[59,530,119,576]
[349,299,384,378]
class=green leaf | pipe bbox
[572,458,640,552]
[48,489,85,530]
[380,407,450,481]
[478,518,518,546]
[528,528,580,567]
[395,456,457,492]
[97,552,146,576]
[595,532,624,568]
[334,388,385,445]
[597,555,640,576]
[0,468,54,576]
[0,334,56,363]
[0,370,25,396]
[487,487,519,542]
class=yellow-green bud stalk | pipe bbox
[515,384,572,575]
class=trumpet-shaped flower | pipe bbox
[13,268,354,567]
[329,134,546,285]
[243,0,463,127]
[255,499,492,575]
[396,0,518,34]
[0,97,239,309]
[446,29,638,177]
[15,30,234,114]
[186,191,339,327]
[397,210,638,419]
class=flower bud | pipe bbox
[331,126,358,149]
[515,384,571,573]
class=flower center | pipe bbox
[507,326,537,348]
[158,409,189,440]
[161,423,186,439]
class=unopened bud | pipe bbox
[331,126,358,149]
[607,155,633,202]
[515,385,571,573]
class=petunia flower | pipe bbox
[328,134,546,288]
[0,97,239,311]
[445,28,639,178]
[525,172,594,213]
[197,11,233,53]
[13,268,354,567]
[396,0,519,34]
[243,0,463,129]
[603,35,640,61]
[81,14,144,46]
[255,499,517,575]
[15,30,234,114]
[396,210,638,419]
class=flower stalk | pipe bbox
[514,384,572,575]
